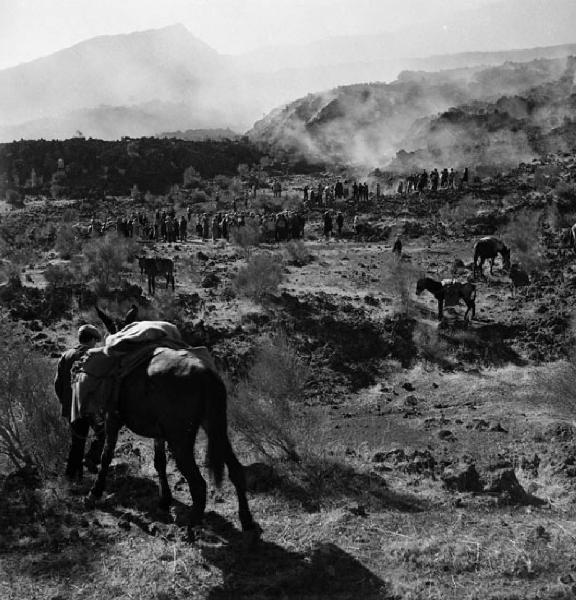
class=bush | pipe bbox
[233,252,284,301]
[55,224,81,259]
[43,263,77,288]
[377,254,421,317]
[82,233,135,288]
[555,182,576,211]
[229,333,311,461]
[191,190,210,203]
[230,222,261,252]
[504,211,546,274]
[0,315,67,474]
[284,240,312,266]
[5,189,24,208]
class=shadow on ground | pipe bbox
[201,512,395,600]
[268,457,428,514]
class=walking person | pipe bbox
[54,325,105,482]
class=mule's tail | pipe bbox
[205,374,227,487]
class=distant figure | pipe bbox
[335,180,344,199]
[461,168,469,189]
[418,170,428,192]
[336,211,344,237]
[392,237,402,258]
[431,169,439,192]
[323,211,333,240]
[179,216,187,241]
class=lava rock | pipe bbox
[442,463,483,493]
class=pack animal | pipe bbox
[138,257,175,295]
[416,277,476,321]
[473,236,510,277]
[89,315,260,540]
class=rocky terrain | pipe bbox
[2,152,576,598]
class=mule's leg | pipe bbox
[490,258,495,275]
[169,436,207,530]
[223,438,259,533]
[154,438,172,510]
[89,413,121,500]
[437,298,444,321]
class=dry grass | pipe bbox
[0,314,67,473]
[229,332,311,462]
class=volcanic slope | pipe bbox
[248,55,575,167]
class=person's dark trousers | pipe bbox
[65,417,105,480]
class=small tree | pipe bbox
[83,233,131,288]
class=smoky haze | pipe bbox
[1,0,576,149]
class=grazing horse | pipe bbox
[91,314,260,539]
[139,257,175,295]
[416,277,476,321]
[473,236,511,277]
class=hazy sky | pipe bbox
[0,0,495,69]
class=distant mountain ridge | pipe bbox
[2,18,576,143]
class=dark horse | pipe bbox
[92,311,259,539]
[473,236,510,277]
[416,277,476,321]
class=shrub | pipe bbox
[0,315,67,473]
[233,252,284,301]
[504,211,546,274]
[377,254,420,317]
[55,224,81,259]
[82,233,134,287]
[5,189,24,208]
[230,222,261,253]
[191,190,210,203]
[43,263,77,288]
[229,332,311,461]
[284,240,312,266]
[555,182,576,211]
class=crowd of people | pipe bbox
[87,206,307,245]
[396,167,469,194]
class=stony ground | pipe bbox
[3,176,576,599]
